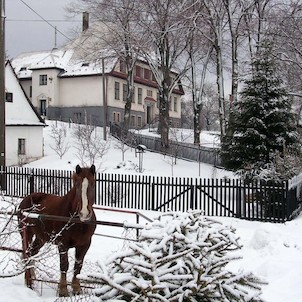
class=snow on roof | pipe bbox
[12,48,73,78]
[61,57,116,77]
[6,119,45,126]
[12,45,116,79]
[5,61,45,126]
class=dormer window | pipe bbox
[20,67,27,71]
[81,63,89,67]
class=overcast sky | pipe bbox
[6,0,82,58]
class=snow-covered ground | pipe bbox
[0,121,302,301]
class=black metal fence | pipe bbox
[1,166,301,223]
[110,123,221,166]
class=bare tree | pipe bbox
[73,120,109,168]
[67,0,142,133]
[137,0,194,149]
[222,0,258,136]
[49,122,70,159]
[114,132,135,162]
[269,0,302,120]
[201,84,220,131]
[197,0,228,137]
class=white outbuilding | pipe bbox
[5,61,45,166]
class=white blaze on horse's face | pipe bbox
[80,177,90,222]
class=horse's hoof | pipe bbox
[72,278,82,295]
[72,288,82,296]
[72,284,82,295]
[58,287,69,297]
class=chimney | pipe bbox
[82,12,89,32]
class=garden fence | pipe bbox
[1,166,301,223]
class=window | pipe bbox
[114,82,120,100]
[39,74,47,85]
[130,115,136,127]
[135,66,142,78]
[5,92,13,102]
[138,87,142,104]
[123,83,128,102]
[18,138,26,155]
[147,90,153,97]
[74,112,82,122]
[113,112,121,123]
[144,68,151,80]
[29,86,32,98]
[169,97,172,111]
[137,116,142,127]
[132,87,135,103]
[174,97,178,112]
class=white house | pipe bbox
[5,61,45,166]
[11,24,184,129]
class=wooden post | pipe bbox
[0,0,5,189]
[21,222,33,289]
[29,170,34,194]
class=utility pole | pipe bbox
[102,57,107,140]
[0,0,5,175]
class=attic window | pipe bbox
[20,67,27,71]
[81,63,89,67]
[6,92,13,102]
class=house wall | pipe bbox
[31,69,62,115]
[46,75,105,124]
[17,63,182,129]
[6,126,44,166]
[59,76,103,107]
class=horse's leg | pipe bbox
[72,243,91,295]
[26,237,45,283]
[20,225,44,288]
[58,245,69,297]
[20,224,34,289]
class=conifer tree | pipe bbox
[221,40,301,180]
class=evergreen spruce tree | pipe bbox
[221,40,301,180]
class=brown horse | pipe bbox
[18,164,96,297]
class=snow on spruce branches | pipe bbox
[81,212,266,301]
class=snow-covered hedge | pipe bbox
[81,212,266,302]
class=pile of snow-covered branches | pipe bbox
[81,212,266,301]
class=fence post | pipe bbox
[190,178,194,210]
[29,169,34,194]
[151,183,155,211]
[236,179,242,218]
[0,165,6,191]
[284,181,289,221]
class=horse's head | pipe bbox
[72,164,96,222]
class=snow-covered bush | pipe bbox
[81,212,266,301]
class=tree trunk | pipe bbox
[216,42,226,137]
[226,36,238,138]
[123,65,134,135]
[123,52,135,136]
[158,85,170,150]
